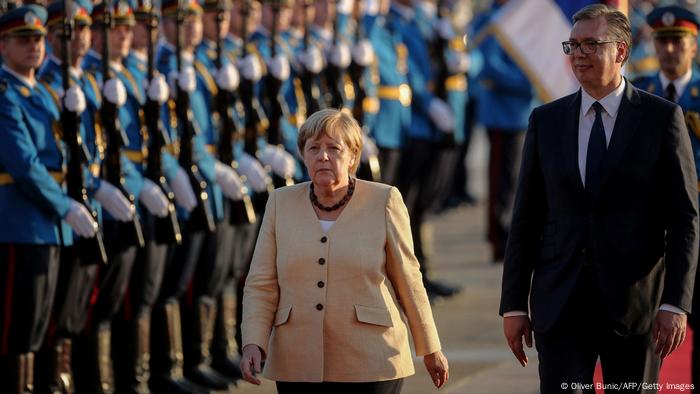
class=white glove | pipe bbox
[215,63,240,92]
[65,200,98,238]
[145,74,170,104]
[429,98,455,133]
[267,53,291,81]
[170,166,198,213]
[298,46,324,74]
[352,39,375,66]
[178,66,197,92]
[139,178,170,218]
[237,152,271,193]
[103,78,127,106]
[63,84,87,114]
[434,17,454,40]
[238,54,263,82]
[337,0,353,14]
[361,0,380,15]
[330,41,352,68]
[258,145,296,179]
[94,181,135,222]
[446,51,470,74]
[361,134,379,162]
[215,161,246,201]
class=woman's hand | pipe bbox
[423,350,449,388]
[240,344,263,385]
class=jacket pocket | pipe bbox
[354,305,393,327]
[274,305,292,326]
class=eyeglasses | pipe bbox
[562,39,618,55]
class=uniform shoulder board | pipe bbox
[41,73,54,84]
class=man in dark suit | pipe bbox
[500,4,699,393]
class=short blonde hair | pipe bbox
[297,109,363,174]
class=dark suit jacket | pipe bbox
[499,80,699,336]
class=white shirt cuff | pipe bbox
[503,310,528,317]
[659,303,686,315]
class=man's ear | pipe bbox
[616,41,628,64]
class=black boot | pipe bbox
[184,297,235,391]
[150,299,210,394]
[125,312,152,394]
[48,338,74,394]
[211,291,242,381]
[96,322,115,394]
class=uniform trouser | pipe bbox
[0,244,60,391]
[0,244,60,355]
[151,220,206,379]
[486,129,525,260]
[534,267,660,394]
[426,144,461,213]
[396,139,439,272]
[113,211,169,391]
[378,147,402,187]
[35,247,98,393]
[50,248,99,337]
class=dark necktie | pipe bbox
[585,102,606,196]
[666,83,677,102]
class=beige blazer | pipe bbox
[241,180,441,383]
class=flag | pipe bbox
[486,0,627,103]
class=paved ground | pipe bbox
[232,130,543,394]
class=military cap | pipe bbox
[46,0,93,28]
[133,0,160,20]
[647,6,700,37]
[91,0,136,27]
[201,0,231,13]
[0,4,48,37]
[161,0,202,18]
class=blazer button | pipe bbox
[317,281,325,288]
[318,258,326,265]
[320,236,327,243]
[316,303,324,311]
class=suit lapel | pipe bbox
[565,90,585,193]
[597,80,642,199]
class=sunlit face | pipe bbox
[131,20,149,50]
[303,133,355,188]
[291,0,313,29]
[184,14,203,47]
[48,24,90,62]
[0,34,45,75]
[109,24,133,59]
[654,34,697,80]
[568,15,626,94]
[313,0,334,27]
[262,4,292,32]
[203,10,230,41]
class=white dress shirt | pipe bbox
[659,68,692,103]
[504,79,684,317]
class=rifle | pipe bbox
[214,0,255,225]
[143,0,182,245]
[239,0,272,212]
[100,0,146,248]
[348,0,380,182]
[61,0,108,264]
[322,0,352,109]
[262,0,295,188]
[299,0,324,115]
[174,0,215,233]
[431,0,455,147]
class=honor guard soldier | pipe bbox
[0,4,100,393]
[632,5,700,390]
[414,1,469,213]
[365,0,411,186]
[154,0,239,390]
[37,1,136,392]
[388,0,461,300]
[472,1,537,263]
